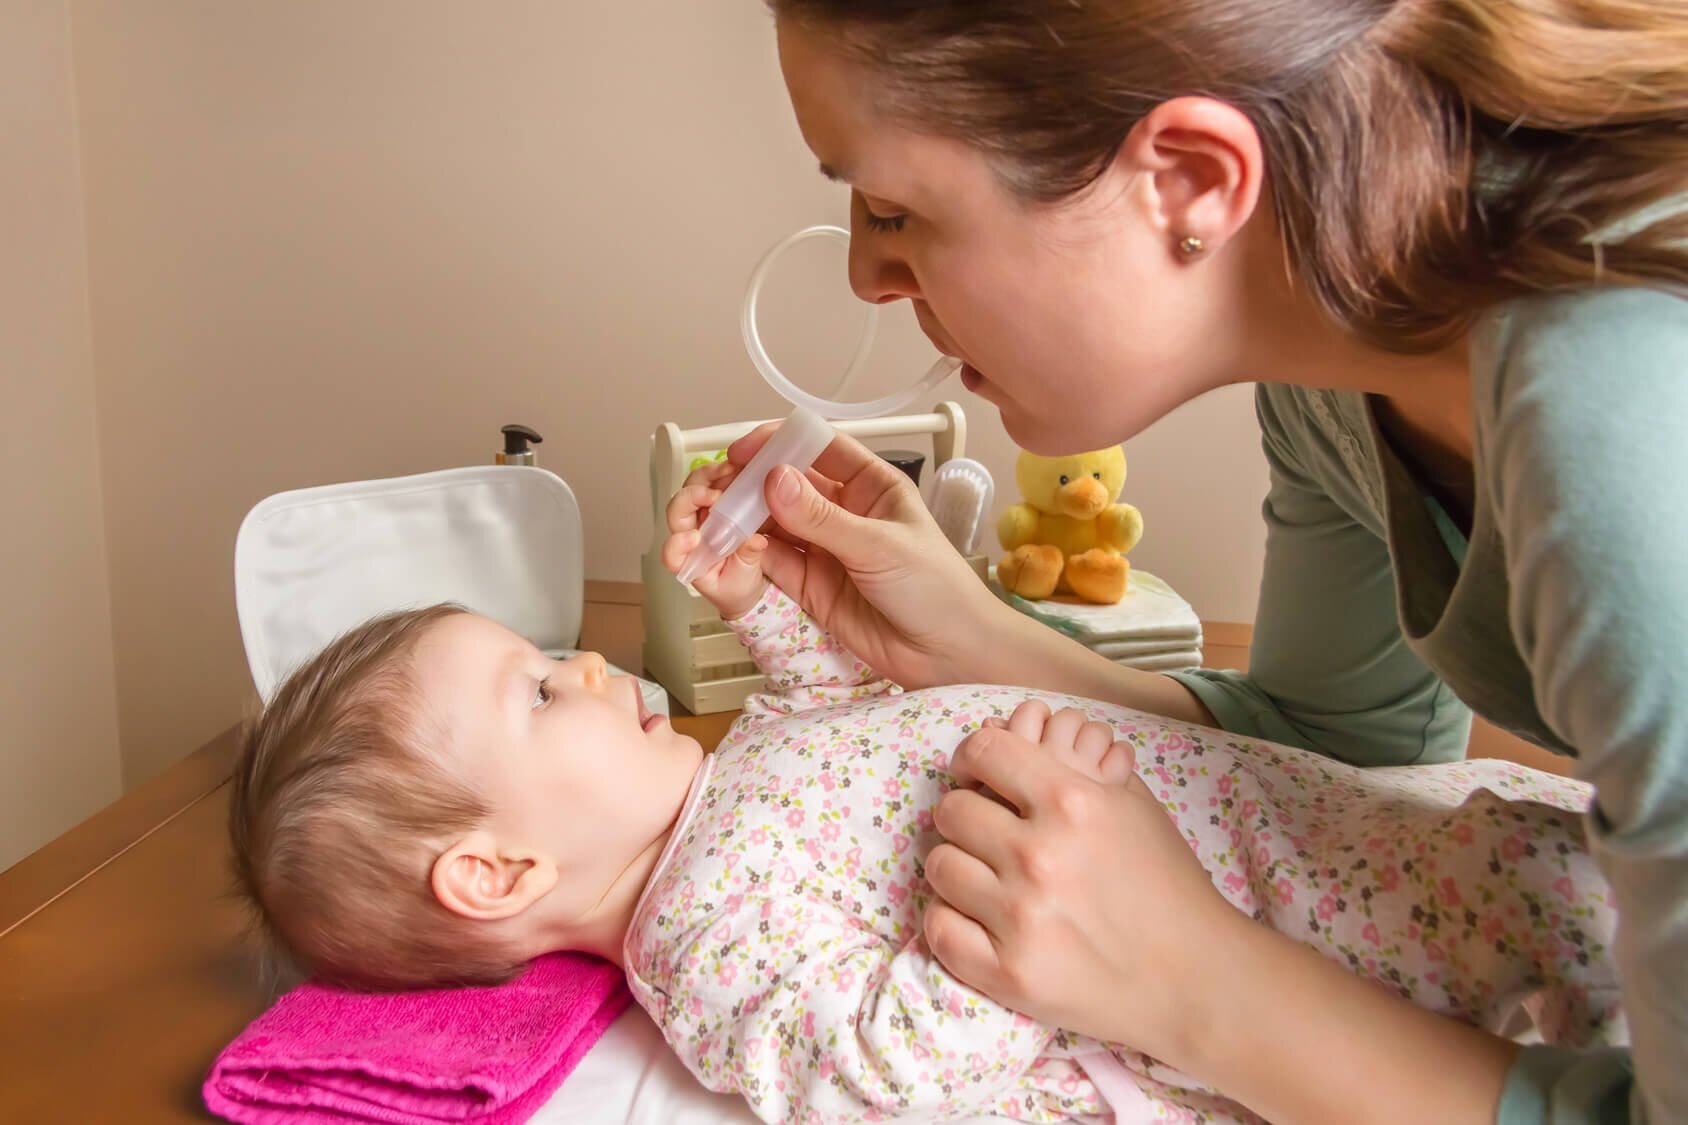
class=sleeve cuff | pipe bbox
[721,581,787,632]
[1497,1044,1635,1125]
[1166,667,1286,743]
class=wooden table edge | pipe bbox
[0,724,242,937]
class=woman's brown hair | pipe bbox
[771,0,1687,352]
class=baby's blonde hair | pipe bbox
[228,605,527,990]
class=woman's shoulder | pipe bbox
[1473,285,1688,624]
[1477,286,1687,420]
[1475,286,1687,484]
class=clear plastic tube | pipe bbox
[741,225,959,420]
[676,407,836,588]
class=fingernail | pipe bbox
[774,466,800,505]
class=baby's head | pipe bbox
[230,606,702,990]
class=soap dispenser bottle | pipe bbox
[497,424,543,466]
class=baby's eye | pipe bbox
[532,678,553,710]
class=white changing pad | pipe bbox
[536,1006,1021,1125]
[234,465,667,715]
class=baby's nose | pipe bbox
[563,651,609,690]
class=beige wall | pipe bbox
[63,1,1268,789]
[1,0,123,868]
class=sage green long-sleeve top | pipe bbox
[1167,287,1687,1124]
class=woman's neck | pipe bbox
[1238,233,1476,486]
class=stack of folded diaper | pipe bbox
[990,568,1204,671]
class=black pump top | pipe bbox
[501,424,543,456]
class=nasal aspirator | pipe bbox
[676,407,833,588]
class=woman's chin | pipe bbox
[1000,410,1094,457]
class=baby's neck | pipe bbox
[532,799,687,968]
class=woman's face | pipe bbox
[777,19,1240,454]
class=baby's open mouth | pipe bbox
[636,691,664,733]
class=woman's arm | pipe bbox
[1480,288,1688,1123]
[978,607,1221,725]
[732,424,1224,722]
[1182,914,1519,1125]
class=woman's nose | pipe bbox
[560,652,608,692]
[847,198,921,305]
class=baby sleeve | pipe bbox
[724,584,901,716]
[653,893,1052,1124]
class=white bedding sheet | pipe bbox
[534,1005,1017,1125]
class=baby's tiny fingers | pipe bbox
[1073,720,1117,762]
[1006,699,1052,742]
[660,529,702,574]
[665,483,722,534]
[682,460,737,489]
[1097,740,1139,785]
[721,534,768,581]
[1039,708,1089,753]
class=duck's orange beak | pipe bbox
[1056,477,1110,519]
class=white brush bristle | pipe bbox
[929,458,995,556]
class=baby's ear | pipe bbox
[431,831,558,921]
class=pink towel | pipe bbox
[204,953,630,1125]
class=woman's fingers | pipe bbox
[948,726,1064,815]
[932,784,1022,871]
[924,841,1008,935]
[922,898,1004,995]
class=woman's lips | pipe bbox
[959,363,983,392]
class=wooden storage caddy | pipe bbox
[643,402,977,714]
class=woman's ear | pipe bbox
[1117,96,1264,260]
[431,830,559,921]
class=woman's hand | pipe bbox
[922,723,1243,1062]
[928,724,1524,1125]
[660,461,769,620]
[728,424,1017,690]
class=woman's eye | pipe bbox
[532,678,552,710]
[863,210,907,234]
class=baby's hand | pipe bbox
[660,461,769,620]
[980,700,1137,787]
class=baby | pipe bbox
[231,475,1624,1125]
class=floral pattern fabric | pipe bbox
[623,586,1621,1124]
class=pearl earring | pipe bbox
[1177,235,1206,257]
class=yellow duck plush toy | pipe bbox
[997,446,1143,604]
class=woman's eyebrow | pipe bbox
[817,161,850,183]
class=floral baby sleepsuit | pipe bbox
[622,586,1622,1124]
